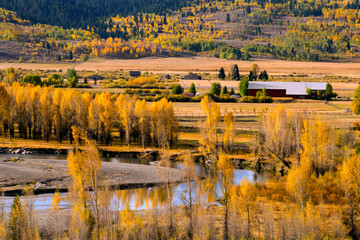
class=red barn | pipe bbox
[248,82,327,99]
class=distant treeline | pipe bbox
[0,0,194,36]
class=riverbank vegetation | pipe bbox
[0,83,359,238]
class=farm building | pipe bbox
[248,82,328,99]
[182,92,195,97]
[181,73,201,80]
[87,74,104,81]
[130,71,141,77]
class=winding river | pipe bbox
[0,154,266,212]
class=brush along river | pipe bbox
[0,154,266,211]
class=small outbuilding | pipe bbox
[161,74,171,80]
[130,71,141,77]
[181,73,202,80]
[248,82,328,99]
[182,92,195,97]
[87,74,104,81]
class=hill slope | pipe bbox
[0,0,190,31]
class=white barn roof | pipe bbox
[248,82,327,95]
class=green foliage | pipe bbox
[244,52,251,60]
[172,84,184,95]
[222,86,228,95]
[67,68,77,81]
[210,82,221,96]
[0,0,190,36]
[249,71,255,81]
[325,83,336,100]
[239,77,249,97]
[66,77,79,88]
[230,88,235,95]
[22,74,41,86]
[240,96,273,103]
[43,73,63,87]
[352,86,360,114]
[306,87,312,97]
[189,83,196,95]
[218,67,226,80]
[259,70,269,81]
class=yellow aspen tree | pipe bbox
[16,87,28,139]
[119,95,137,146]
[217,154,234,240]
[223,111,235,153]
[40,87,53,142]
[8,195,26,240]
[0,220,5,240]
[60,89,77,144]
[95,92,114,145]
[48,191,62,239]
[67,137,102,237]
[135,99,151,148]
[0,85,9,137]
[182,152,198,239]
[52,89,63,142]
[199,95,221,160]
[340,154,360,238]
[287,159,311,209]
[6,83,20,139]
[233,178,256,239]
[151,98,178,149]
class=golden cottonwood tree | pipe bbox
[67,134,102,238]
[223,111,235,153]
[287,159,311,209]
[217,154,234,240]
[135,99,151,148]
[151,98,178,149]
[199,95,221,160]
[340,154,360,238]
[231,178,256,239]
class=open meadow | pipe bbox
[1,56,360,76]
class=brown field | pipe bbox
[74,57,360,76]
[2,56,360,76]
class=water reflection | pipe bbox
[0,154,266,211]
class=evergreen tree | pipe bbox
[226,13,230,23]
[249,71,255,81]
[189,83,197,95]
[230,88,235,95]
[259,70,269,81]
[69,50,73,60]
[84,77,88,84]
[222,86,228,95]
[218,67,226,80]
[230,64,240,80]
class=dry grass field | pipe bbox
[2,56,360,76]
[75,57,360,76]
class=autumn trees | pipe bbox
[0,84,178,148]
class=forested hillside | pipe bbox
[0,0,192,31]
[2,0,360,62]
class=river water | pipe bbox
[0,154,266,211]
